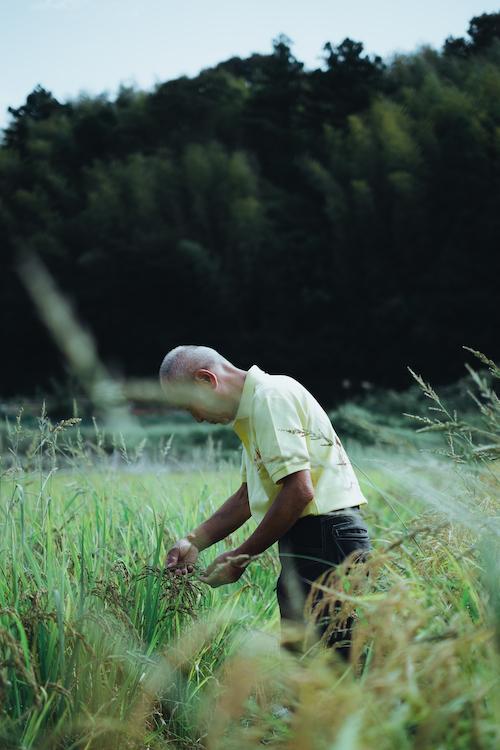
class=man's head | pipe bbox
[159,345,245,424]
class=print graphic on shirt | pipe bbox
[253,448,263,467]
[253,447,288,474]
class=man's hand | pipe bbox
[165,535,199,576]
[199,550,251,588]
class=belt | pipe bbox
[293,506,361,527]
[324,505,361,516]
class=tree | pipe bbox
[242,34,305,181]
[303,38,385,139]
[4,85,66,152]
[444,12,500,57]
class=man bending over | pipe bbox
[160,345,371,656]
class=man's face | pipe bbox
[161,377,234,425]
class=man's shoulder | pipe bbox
[249,375,314,425]
[254,373,332,427]
[254,373,304,402]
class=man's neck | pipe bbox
[225,367,248,419]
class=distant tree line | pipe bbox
[1,13,499,404]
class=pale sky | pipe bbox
[1,0,499,131]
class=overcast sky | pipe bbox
[1,0,499,131]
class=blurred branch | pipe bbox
[16,252,134,429]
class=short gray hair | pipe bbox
[159,345,231,383]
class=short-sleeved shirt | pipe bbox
[230,365,368,523]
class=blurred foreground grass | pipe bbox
[1,451,498,747]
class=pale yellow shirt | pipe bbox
[230,365,368,523]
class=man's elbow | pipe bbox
[298,489,315,508]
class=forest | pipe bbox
[1,12,500,403]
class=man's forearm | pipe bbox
[233,482,311,558]
[188,484,251,552]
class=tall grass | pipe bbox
[0,350,498,748]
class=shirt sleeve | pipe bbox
[240,447,247,483]
[253,389,311,484]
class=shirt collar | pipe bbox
[231,364,267,425]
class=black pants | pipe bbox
[276,508,371,658]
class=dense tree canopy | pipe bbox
[1,14,500,404]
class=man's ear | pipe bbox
[194,368,217,387]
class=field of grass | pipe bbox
[1,361,499,749]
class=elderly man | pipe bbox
[160,345,371,656]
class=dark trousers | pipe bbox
[276,508,371,658]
